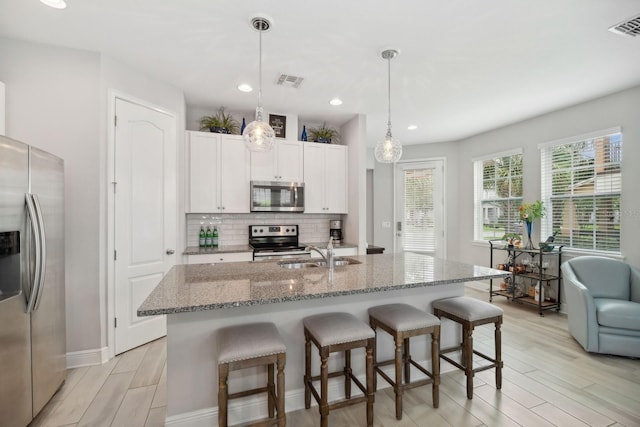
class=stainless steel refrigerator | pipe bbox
[0,135,66,426]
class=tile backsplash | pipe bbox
[186,213,342,247]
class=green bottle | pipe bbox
[205,226,213,247]
[199,226,206,247]
[212,226,219,247]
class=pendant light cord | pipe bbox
[258,26,263,109]
[387,56,392,135]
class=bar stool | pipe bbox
[217,322,286,427]
[303,312,375,427]
[368,303,441,420]
[432,296,503,399]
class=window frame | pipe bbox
[473,149,523,242]
[539,127,622,254]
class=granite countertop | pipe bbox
[184,245,253,255]
[138,252,509,316]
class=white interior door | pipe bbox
[395,161,444,258]
[114,98,176,355]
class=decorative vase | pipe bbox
[525,221,534,249]
[240,117,246,134]
[301,125,307,141]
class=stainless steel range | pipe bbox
[249,224,311,261]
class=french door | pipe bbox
[395,160,445,258]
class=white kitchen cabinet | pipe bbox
[303,143,348,213]
[250,139,303,182]
[308,246,358,259]
[186,252,253,264]
[188,131,250,213]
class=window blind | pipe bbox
[473,152,523,241]
[403,168,435,252]
[540,130,622,252]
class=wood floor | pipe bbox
[31,283,640,427]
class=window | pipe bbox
[474,151,523,241]
[540,128,622,253]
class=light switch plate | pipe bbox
[382,221,391,228]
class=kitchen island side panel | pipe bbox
[165,283,464,423]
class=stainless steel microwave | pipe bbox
[250,181,305,212]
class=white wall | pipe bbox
[0,81,5,135]
[456,85,640,267]
[342,114,367,253]
[0,38,102,352]
[0,37,187,357]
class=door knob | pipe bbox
[166,249,175,255]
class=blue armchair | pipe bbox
[561,256,640,358]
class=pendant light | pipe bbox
[374,49,402,163]
[243,16,275,152]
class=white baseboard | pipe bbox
[66,346,109,369]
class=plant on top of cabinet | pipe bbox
[199,107,239,134]
[308,122,340,144]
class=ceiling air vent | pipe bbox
[276,74,304,88]
[608,13,640,37]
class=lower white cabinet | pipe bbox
[188,131,249,213]
[309,247,357,259]
[303,143,348,213]
[186,252,253,264]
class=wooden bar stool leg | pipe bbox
[218,363,229,427]
[277,354,286,427]
[268,363,275,418]
[366,339,374,427]
[344,349,352,399]
[404,337,411,384]
[464,324,474,399]
[320,350,329,427]
[304,332,311,409]
[495,320,503,390]
[370,321,378,391]
[394,336,403,420]
[432,326,440,408]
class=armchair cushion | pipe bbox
[594,299,640,330]
[568,256,630,300]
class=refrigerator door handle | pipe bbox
[25,193,42,314]
[32,194,47,311]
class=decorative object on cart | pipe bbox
[199,107,239,134]
[243,16,276,152]
[308,122,340,144]
[519,200,545,249]
[300,125,307,141]
[375,49,402,163]
[539,230,559,251]
[502,232,521,248]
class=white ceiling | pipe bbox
[1,0,640,146]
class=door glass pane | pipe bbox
[403,168,434,252]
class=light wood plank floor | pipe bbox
[30,283,640,427]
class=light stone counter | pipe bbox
[143,253,508,426]
[138,252,507,316]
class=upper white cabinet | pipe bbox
[188,131,250,213]
[303,143,348,214]
[250,139,304,182]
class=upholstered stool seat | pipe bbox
[303,312,375,427]
[368,304,441,420]
[432,296,503,399]
[218,322,286,427]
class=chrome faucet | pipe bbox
[305,237,335,270]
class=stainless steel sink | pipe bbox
[277,257,361,269]
[278,261,321,269]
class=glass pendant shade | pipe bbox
[244,16,275,152]
[243,106,275,152]
[374,131,402,163]
[375,49,402,163]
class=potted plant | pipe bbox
[308,123,340,144]
[199,107,239,134]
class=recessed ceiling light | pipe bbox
[329,98,343,106]
[237,83,253,92]
[40,0,67,9]
[408,125,418,130]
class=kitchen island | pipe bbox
[138,252,508,427]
